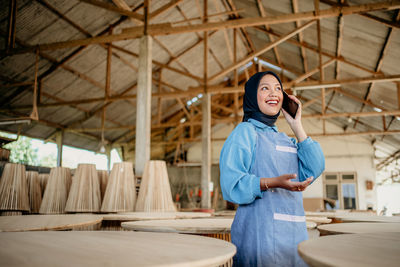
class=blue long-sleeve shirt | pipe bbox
[219,119,325,205]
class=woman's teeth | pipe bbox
[266,100,278,104]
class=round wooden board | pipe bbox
[123,218,317,233]
[317,222,400,235]
[334,215,400,223]
[298,232,400,267]
[122,218,233,234]
[306,216,332,224]
[0,231,236,267]
[0,214,103,232]
[305,211,349,218]
[102,211,211,221]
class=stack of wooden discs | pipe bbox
[135,160,176,212]
[0,163,30,215]
[65,164,101,213]
[97,170,109,200]
[39,167,72,214]
[26,171,42,214]
[38,173,49,197]
[101,162,136,213]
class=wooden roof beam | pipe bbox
[208,20,316,82]
[256,0,283,66]
[5,1,400,55]
[149,0,184,20]
[353,10,400,128]
[78,0,144,21]
[291,0,308,74]
[5,74,400,112]
[320,0,400,29]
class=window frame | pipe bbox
[323,172,358,210]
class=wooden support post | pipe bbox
[157,69,163,124]
[56,130,63,167]
[105,40,112,99]
[398,82,400,109]
[201,0,211,209]
[106,145,112,172]
[135,27,152,176]
[6,0,17,53]
[233,28,239,124]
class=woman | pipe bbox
[220,71,325,266]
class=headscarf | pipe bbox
[242,71,283,127]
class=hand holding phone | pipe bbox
[282,91,299,119]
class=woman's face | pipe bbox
[257,74,283,116]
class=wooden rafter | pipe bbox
[6,1,400,54]
[208,20,316,82]
[6,0,17,52]
[256,0,282,66]
[6,73,400,111]
[78,0,144,21]
[149,0,184,19]
[353,10,400,128]
[291,0,308,74]
[320,0,400,29]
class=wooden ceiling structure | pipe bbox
[0,0,399,172]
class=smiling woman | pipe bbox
[219,71,325,266]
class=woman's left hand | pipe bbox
[281,94,302,125]
[281,94,308,142]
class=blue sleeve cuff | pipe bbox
[297,136,312,147]
[252,175,262,198]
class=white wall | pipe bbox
[187,116,377,210]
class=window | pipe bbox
[323,172,358,210]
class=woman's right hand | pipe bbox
[262,174,313,191]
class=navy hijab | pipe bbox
[242,71,283,127]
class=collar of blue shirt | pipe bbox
[248,118,279,132]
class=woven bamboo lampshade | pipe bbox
[65,164,101,213]
[97,170,109,200]
[38,173,49,197]
[135,160,176,212]
[101,162,136,213]
[39,167,72,214]
[0,163,30,215]
[26,171,42,214]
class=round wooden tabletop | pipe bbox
[317,222,400,235]
[102,211,211,221]
[122,218,317,233]
[298,232,400,267]
[0,231,236,267]
[334,215,400,223]
[122,218,233,234]
[306,216,332,224]
[0,214,103,232]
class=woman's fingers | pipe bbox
[290,177,313,191]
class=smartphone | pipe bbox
[282,91,299,119]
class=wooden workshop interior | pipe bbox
[0,0,399,266]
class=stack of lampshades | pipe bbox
[0,160,176,215]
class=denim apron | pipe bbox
[231,128,308,267]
